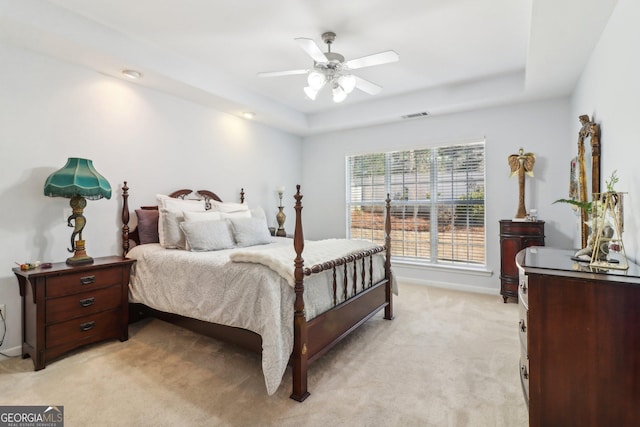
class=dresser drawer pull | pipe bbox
[80,321,96,332]
[79,297,95,307]
[519,319,527,333]
[80,275,96,285]
[521,364,529,380]
[520,281,527,294]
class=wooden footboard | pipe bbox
[289,185,392,401]
[121,182,393,402]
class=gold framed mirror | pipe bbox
[577,114,601,248]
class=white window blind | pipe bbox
[346,141,486,266]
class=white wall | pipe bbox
[302,98,574,293]
[571,0,640,263]
[0,43,302,354]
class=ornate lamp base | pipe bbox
[276,206,286,237]
[66,239,93,265]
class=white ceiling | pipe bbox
[0,0,618,135]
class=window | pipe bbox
[346,141,485,266]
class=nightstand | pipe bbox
[12,256,135,370]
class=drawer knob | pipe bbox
[520,281,527,294]
[519,319,527,332]
[79,297,95,307]
[80,321,95,332]
[80,275,96,285]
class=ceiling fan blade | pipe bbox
[345,50,399,70]
[295,37,329,63]
[354,76,382,95]
[257,69,308,78]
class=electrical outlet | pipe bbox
[0,304,5,320]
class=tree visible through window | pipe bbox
[346,141,486,266]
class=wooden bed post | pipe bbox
[122,181,130,257]
[290,184,310,402]
[384,193,394,320]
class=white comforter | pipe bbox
[127,237,388,395]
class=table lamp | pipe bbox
[44,157,112,265]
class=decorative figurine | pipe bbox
[508,148,536,219]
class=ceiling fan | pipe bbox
[257,31,399,103]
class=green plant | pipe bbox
[553,198,592,215]
[605,170,619,192]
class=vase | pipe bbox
[276,206,286,237]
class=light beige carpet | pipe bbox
[0,282,527,426]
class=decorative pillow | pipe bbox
[209,200,249,213]
[228,217,273,247]
[135,209,160,245]
[250,206,266,220]
[180,220,235,252]
[156,195,205,248]
[157,194,206,211]
[219,210,252,220]
[158,208,188,249]
[184,210,222,222]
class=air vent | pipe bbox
[401,112,430,119]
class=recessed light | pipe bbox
[242,112,255,119]
[122,69,143,79]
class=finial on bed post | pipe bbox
[384,193,394,320]
[240,188,245,204]
[122,181,130,257]
[290,184,310,402]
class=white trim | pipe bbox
[396,275,499,296]
[393,258,493,277]
[0,345,22,358]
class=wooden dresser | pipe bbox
[499,220,545,302]
[516,247,640,426]
[13,256,135,370]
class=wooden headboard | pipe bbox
[121,181,245,255]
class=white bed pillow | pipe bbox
[156,195,206,248]
[180,220,235,251]
[228,217,273,247]
[219,210,252,220]
[183,210,222,222]
[158,208,188,249]
[250,206,267,220]
[157,194,206,211]
[209,200,249,213]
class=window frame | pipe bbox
[346,140,486,268]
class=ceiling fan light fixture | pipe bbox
[307,71,326,90]
[332,85,347,103]
[338,74,356,94]
[304,86,319,100]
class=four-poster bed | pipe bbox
[121,182,394,400]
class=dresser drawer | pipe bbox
[46,267,122,298]
[518,274,528,307]
[500,221,544,236]
[519,357,530,404]
[46,310,120,349]
[518,300,528,356]
[46,286,122,324]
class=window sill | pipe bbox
[392,258,493,277]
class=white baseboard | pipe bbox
[396,275,499,296]
[0,345,22,358]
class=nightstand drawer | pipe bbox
[46,310,120,349]
[46,286,122,323]
[46,267,122,297]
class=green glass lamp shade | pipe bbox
[44,158,111,200]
